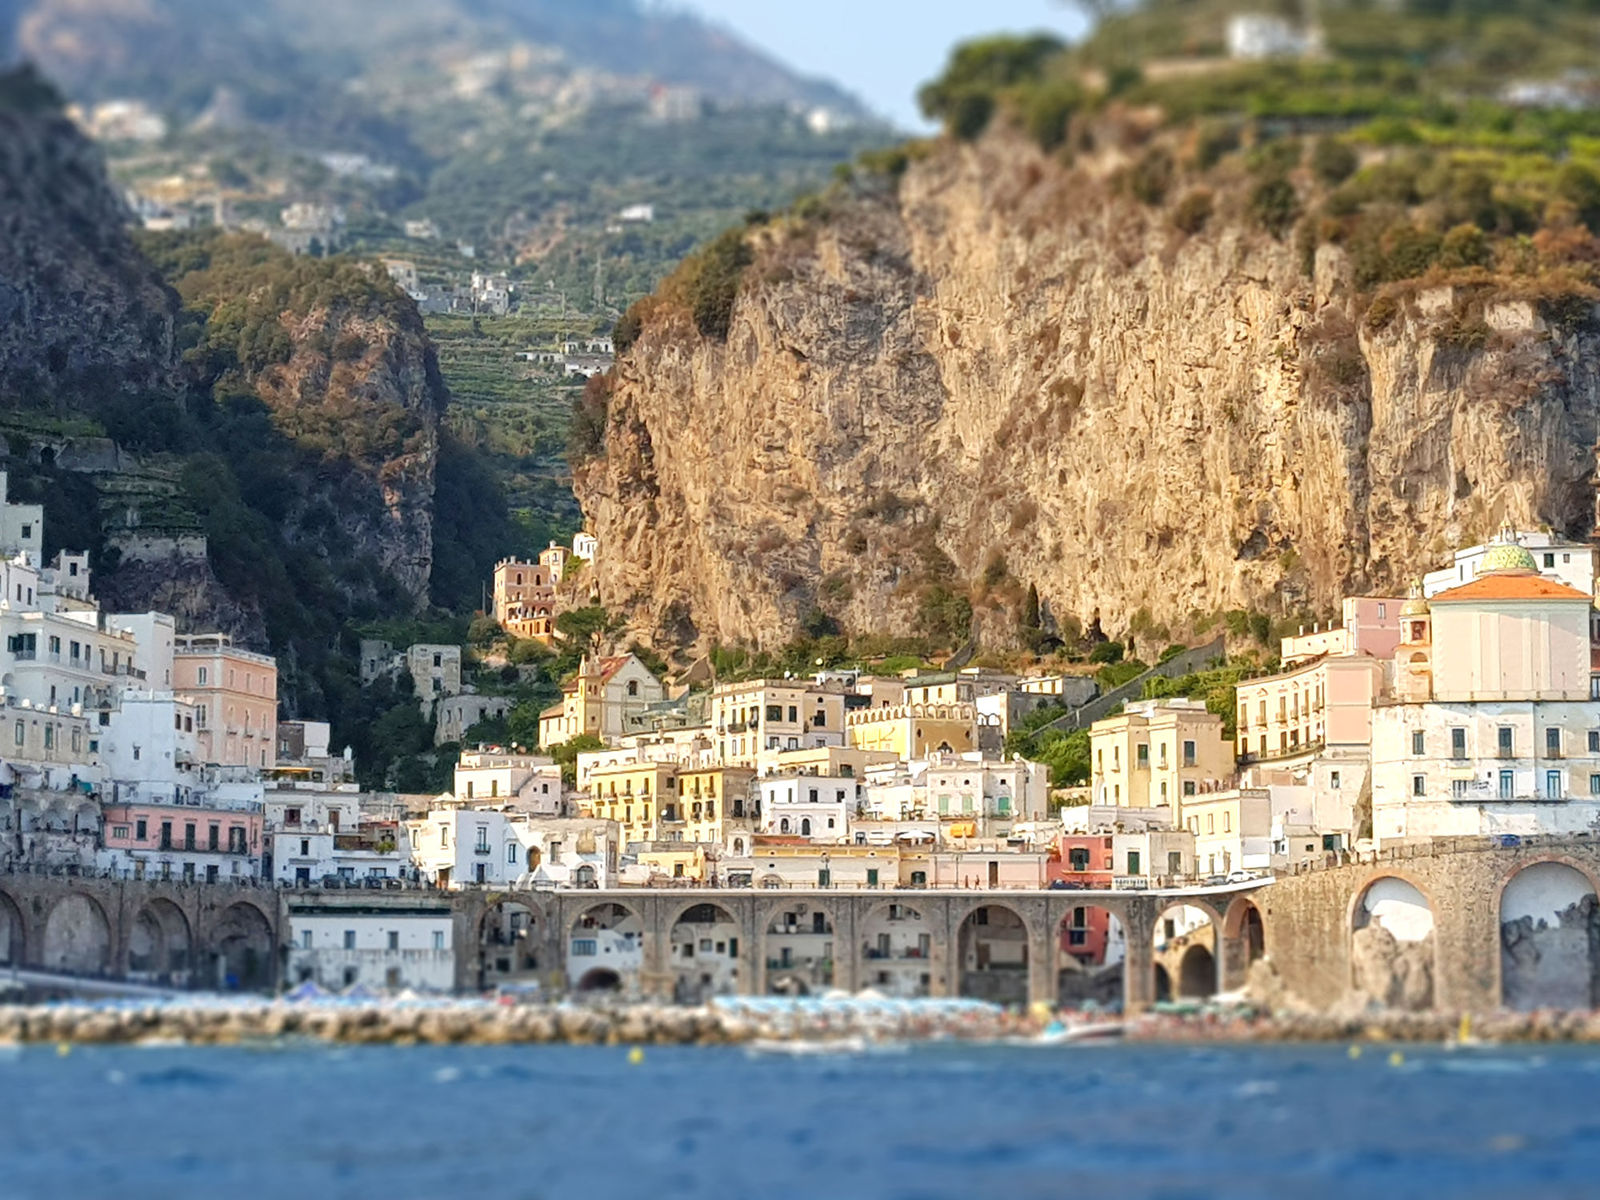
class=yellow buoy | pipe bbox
[1388,1050,1405,1067]
[55,1042,71,1058]
[1347,1044,1362,1060]
[628,1046,645,1065]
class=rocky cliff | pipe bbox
[0,68,182,406]
[577,124,1600,654]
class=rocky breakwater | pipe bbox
[580,119,1600,656]
[0,997,1027,1047]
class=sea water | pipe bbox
[0,1041,1596,1199]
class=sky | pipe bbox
[676,1,1085,129]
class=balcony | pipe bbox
[473,845,492,856]
[726,721,748,734]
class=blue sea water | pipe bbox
[0,1040,1597,1199]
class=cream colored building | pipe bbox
[1089,699,1233,821]
[454,751,562,815]
[173,633,277,770]
[1181,789,1273,876]
[538,654,664,748]
[711,680,846,771]
[846,702,979,760]
[1235,654,1384,767]
[1372,531,1600,846]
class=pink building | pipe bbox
[1280,596,1404,667]
[173,633,278,770]
[100,795,265,883]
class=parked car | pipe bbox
[320,874,342,890]
[362,876,385,890]
[1203,874,1228,887]
[1226,870,1254,884]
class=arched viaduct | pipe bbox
[11,835,1600,1013]
[0,875,280,992]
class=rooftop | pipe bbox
[1429,574,1591,603]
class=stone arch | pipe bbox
[1220,895,1267,988]
[129,898,192,984]
[956,902,1031,1005]
[1152,902,1218,1000]
[1153,962,1173,1002]
[568,902,644,997]
[211,901,276,992]
[479,897,550,990]
[860,899,932,998]
[1350,875,1436,1012]
[1498,860,1600,1011]
[0,887,26,966]
[1178,944,1216,999]
[575,967,622,993]
[762,899,839,994]
[42,892,112,975]
[1056,902,1125,1008]
[667,901,742,1003]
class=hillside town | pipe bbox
[1,452,1597,1005]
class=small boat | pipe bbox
[1036,1020,1126,1044]
[746,1036,870,1056]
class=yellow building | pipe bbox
[583,760,678,845]
[538,654,665,748]
[846,703,978,760]
[673,765,757,847]
[1089,699,1233,822]
[770,745,899,779]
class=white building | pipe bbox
[287,908,455,992]
[760,772,858,842]
[454,750,562,815]
[572,531,598,563]
[1423,530,1593,599]
[1372,531,1600,846]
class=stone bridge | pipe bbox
[11,835,1600,1014]
[0,874,280,992]
[451,883,1275,1010]
[1262,835,1600,1014]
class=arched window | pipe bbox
[628,680,639,697]
[801,818,812,836]
[780,818,791,833]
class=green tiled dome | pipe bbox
[1477,540,1538,575]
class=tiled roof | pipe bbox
[1429,573,1591,603]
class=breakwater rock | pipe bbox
[0,997,1028,1047]
[1130,1007,1600,1044]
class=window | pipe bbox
[766,705,782,722]
[1207,814,1215,833]
[1450,728,1467,760]
[1547,727,1562,757]
[1126,850,1141,875]
[1499,727,1514,757]
[507,844,519,864]
[1545,553,1556,569]
[433,932,445,951]
[301,931,313,950]
[788,706,798,723]
[387,931,400,951]
[135,818,146,840]
[1501,771,1515,800]
[1182,739,1197,767]
[1377,603,1387,619]
[11,721,20,747]
[1412,774,1426,797]
[111,826,128,840]
[343,931,356,950]
[1330,770,1341,790]
[1182,781,1196,797]
[1591,731,1600,755]
[572,938,597,956]
[1547,770,1562,799]
[1136,743,1149,768]
[1223,812,1232,833]
[197,667,207,686]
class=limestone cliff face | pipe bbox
[578,128,1600,653]
[250,300,442,600]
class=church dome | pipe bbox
[1477,540,1538,575]
[1475,525,1538,576]
[1399,586,1430,618]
